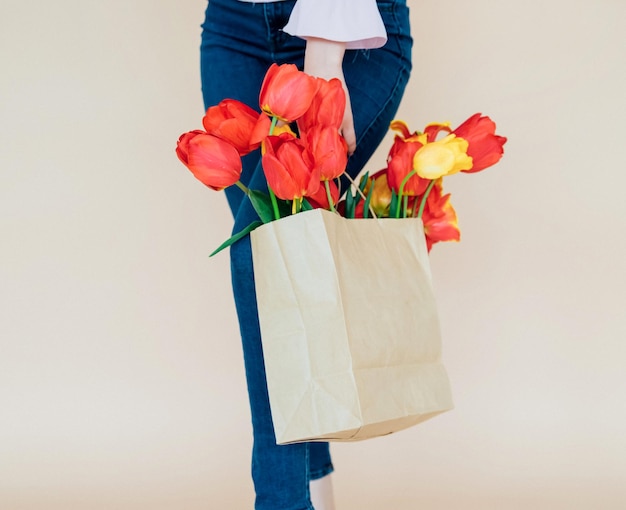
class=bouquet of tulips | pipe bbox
[176,63,507,443]
[176,63,507,254]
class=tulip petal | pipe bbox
[298,77,346,133]
[386,138,429,196]
[390,120,413,139]
[423,122,451,142]
[422,184,461,251]
[307,179,339,210]
[259,63,319,122]
[413,135,472,179]
[452,113,507,173]
[305,126,348,181]
[261,134,320,201]
[176,130,205,166]
[186,134,242,191]
[202,99,261,155]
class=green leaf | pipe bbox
[345,188,355,218]
[358,171,369,192]
[209,221,264,257]
[277,198,292,217]
[363,178,375,219]
[301,198,314,211]
[248,190,277,224]
[390,189,399,218]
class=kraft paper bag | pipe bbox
[250,208,453,445]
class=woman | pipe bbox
[200,1,412,508]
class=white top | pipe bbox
[237,0,387,49]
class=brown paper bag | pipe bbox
[250,208,453,445]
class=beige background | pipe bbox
[2,0,625,508]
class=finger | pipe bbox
[342,122,357,155]
[341,90,356,155]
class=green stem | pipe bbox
[268,190,280,221]
[235,181,249,194]
[396,169,417,218]
[417,179,437,219]
[269,116,278,136]
[324,180,336,212]
[267,116,280,221]
[402,195,409,219]
[292,198,303,215]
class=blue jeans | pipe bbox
[200,1,412,508]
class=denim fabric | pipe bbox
[200,1,412,508]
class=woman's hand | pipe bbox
[304,38,356,155]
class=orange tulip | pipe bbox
[420,180,460,251]
[297,77,345,133]
[261,133,320,201]
[452,113,507,173]
[304,125,348,181]
[202,99,262,156]
[259,63,319,122]
[363,169,394,217]
[176,131,242,191]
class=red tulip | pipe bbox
[202,99,262,156]
[259,63,319,122]
[386,136,430,196]
[261,133,320,201]
[420,180,460,251]
[307,178,339,210]
[297,77,345,133]
[304,125,348,181]
[176,130,204,167]
[452,113,507,173]
[176,131,242,191]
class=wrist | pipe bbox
[304,38,346,79]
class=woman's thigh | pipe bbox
[343,0,413,180]
[200,0,306,214]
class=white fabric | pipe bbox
[237,0,387,50]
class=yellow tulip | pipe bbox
[413,134,472,179]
